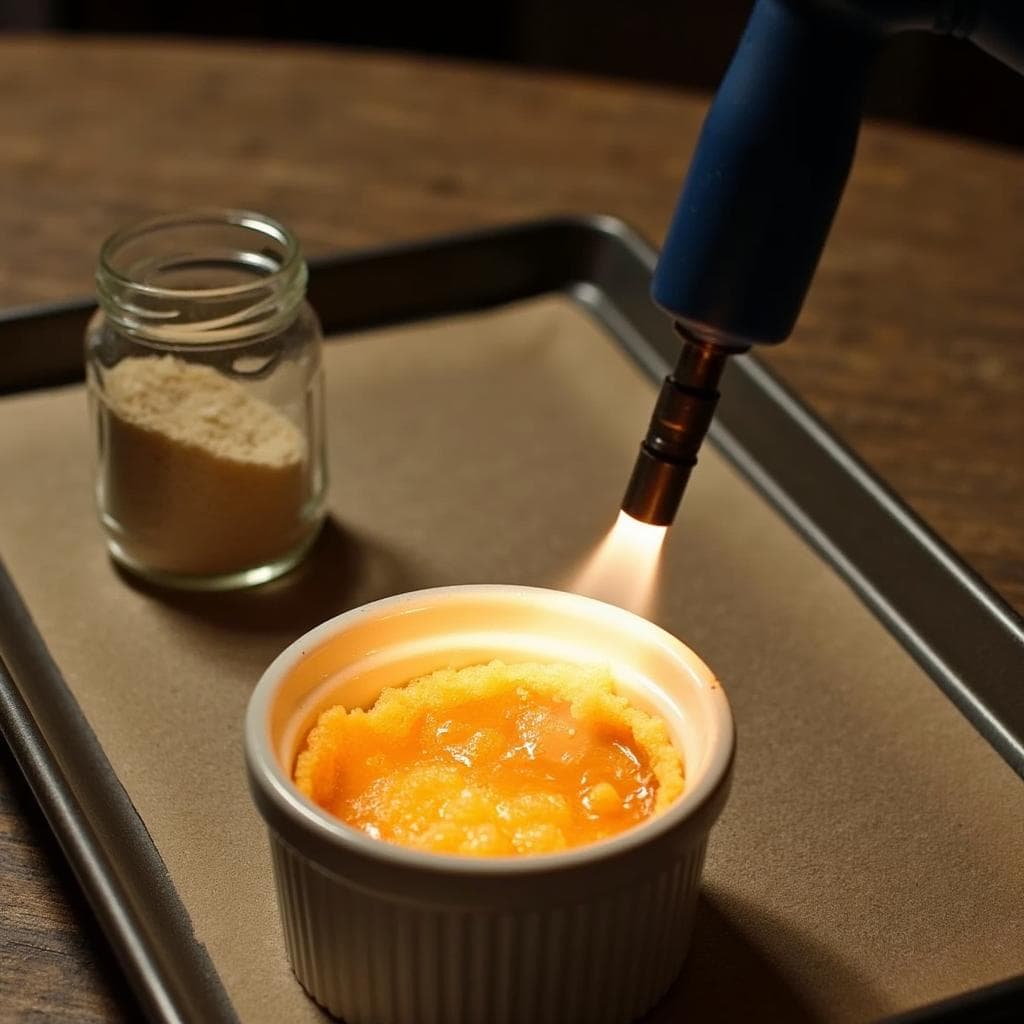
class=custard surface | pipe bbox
[294,660,683,856]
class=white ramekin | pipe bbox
[245,585,734,1024]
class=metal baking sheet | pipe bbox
[0,216,1022,1024]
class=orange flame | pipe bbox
[570,511,667,618]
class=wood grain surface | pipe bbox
[0,35,1021,1022]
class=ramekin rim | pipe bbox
[245,584,735,876]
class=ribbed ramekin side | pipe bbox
[268,832,708,1024]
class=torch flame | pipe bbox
[570,511,667,618]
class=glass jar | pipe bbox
[85,210,327,590]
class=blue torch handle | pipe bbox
[652,0,880,346]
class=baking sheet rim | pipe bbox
[0,215,1022,1024]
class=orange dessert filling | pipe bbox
[294,660,684,856]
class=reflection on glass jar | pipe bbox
[85,210,327,590]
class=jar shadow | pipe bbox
[112,516,415,636]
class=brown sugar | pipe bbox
[97,355,308,576]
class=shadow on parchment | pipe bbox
[644,889,883,1024]
[114,516,416,637]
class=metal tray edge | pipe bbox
[0,213,1021,1022]
[0,562,239,1024]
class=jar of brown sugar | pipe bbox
[85,210,327,590]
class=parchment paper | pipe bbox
[1,296,1021,1023]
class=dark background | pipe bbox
[4,0,1024,148]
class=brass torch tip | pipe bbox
[619,324,740,527]
[620,445,692,526]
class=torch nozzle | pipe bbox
[620,325,739,526]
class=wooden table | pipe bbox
[0,36,1021,1022]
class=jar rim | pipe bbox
[97,208,303,301]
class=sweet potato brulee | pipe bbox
[294,660,683,856]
